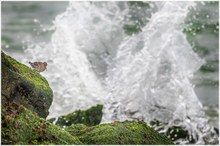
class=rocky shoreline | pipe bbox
[1,51,175,144]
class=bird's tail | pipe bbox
[29,62,33,66]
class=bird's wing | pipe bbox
[33,62,40,66]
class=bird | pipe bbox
[29,61,47,72]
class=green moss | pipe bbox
[2,51,50,91]
[64,124,87,137]
[1,101,82,145]
[66,121,174,145]
[49,104,103,127]
[1,51,53,118]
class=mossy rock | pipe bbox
[1,100,82,145]
[150,119,196,144]
[49,104,103,127]
[1,51,53,118]
[66,121,174,145]
[65,124,88,137]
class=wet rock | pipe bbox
[1,100,82,145]
[1,51,53,118]
[150,119,197,144]
[65,121,174,145]
[166,126,196,144]
[49,104,103,127]
[214,127,219,135]
[150,119,219,144]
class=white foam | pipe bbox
[23,1,218,144]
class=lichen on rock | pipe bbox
[1,51,53,118]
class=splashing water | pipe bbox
[22,1,218,144]
[24,1,127,117]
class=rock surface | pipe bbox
[1,52,174,145]
[49,104,103,127]
[1,100,82,145]
[66,121,174,145]
[1,51,53,118]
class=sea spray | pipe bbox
[102,1,218,144]
[24,2,129,118]
[103,1,202,123]
[22,1,218,144]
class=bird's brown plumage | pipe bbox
[29,61,47,72]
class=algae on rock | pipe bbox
[1,100,82,145]
[1,51,173,145]
[1,52,82,144]
[66,121,174,145]
[49,104,103,127]
[1,51,53,118]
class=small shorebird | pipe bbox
[29,61,47,72]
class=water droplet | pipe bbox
[5,45,9,48]
[33,19,39,23]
